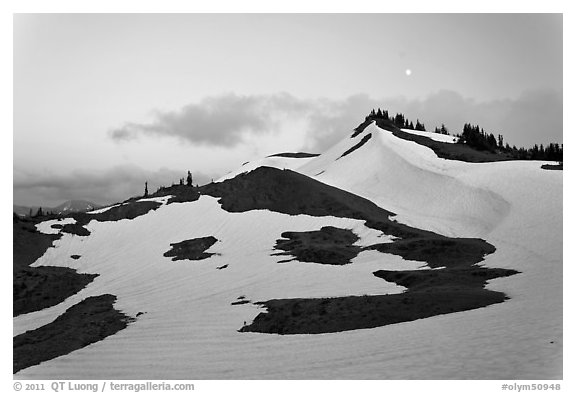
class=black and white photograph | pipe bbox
[9,6,567,387]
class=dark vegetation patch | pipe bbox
[13,215,97,317]
[231,300,250,306]
[61,200,163,237]
[14,267,97,317]
[339,133,372,159]
[151,184,201,204]
[51,186,197,239]
[272,226,361,265]
[242,262,518,335]
[372,267,518,293]
[350,119,373,137]
[199,167,517,334]
[216,264,228,270]
[50,224,63,229]
[164,236,219,261]
[373,118,513,163]
[13,294,134,373]
[240,288,511,335]
[541,163,563,171]
[267,152,320,158]
[366,238,495,269]
[84,201,162,222]
[61,223,91,236]
[70,255,81,260]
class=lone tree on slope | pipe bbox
[186,171,193,186]
[144,182,149,197]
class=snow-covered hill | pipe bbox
[13,121,562,379]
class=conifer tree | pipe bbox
[186,171,193,186]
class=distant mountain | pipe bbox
[13,200,100,216]
[51,200,100,214]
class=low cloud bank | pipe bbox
[14,165,213,208]
[110,89,562,153]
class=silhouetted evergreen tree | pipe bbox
[415,120,426,131]
[144,182,149,197]
[435,125,448,134]
[186,171,193,186]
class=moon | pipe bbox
[405,69,412,76]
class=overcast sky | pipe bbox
[13,13,563,207]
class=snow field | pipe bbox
[15,121,562,379]
[16,196,417,378]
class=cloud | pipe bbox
[110,93,311,146]
[13,165,214,207]
[110,90,562,154]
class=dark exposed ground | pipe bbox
[199,167,517,334]
[13,215,133,373]
[241,266,518,334]
[373,118,514,163]
[14,294,134,373]
[366,238,494,269]
[61,222,91,236]
[350,119,373,137]
[373,267,518,292]
[541,163,563,171]
[339,133,372,159]
[13,266,97,317]
[240,289,511,335]
[151,184,201,204]
[62,200,163,235]
[13,215,98,317]
[267,152,321,158]
[58,186,199,236]
[241,265,518,335]
[164,236,219,261]
[272,226,361,265]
